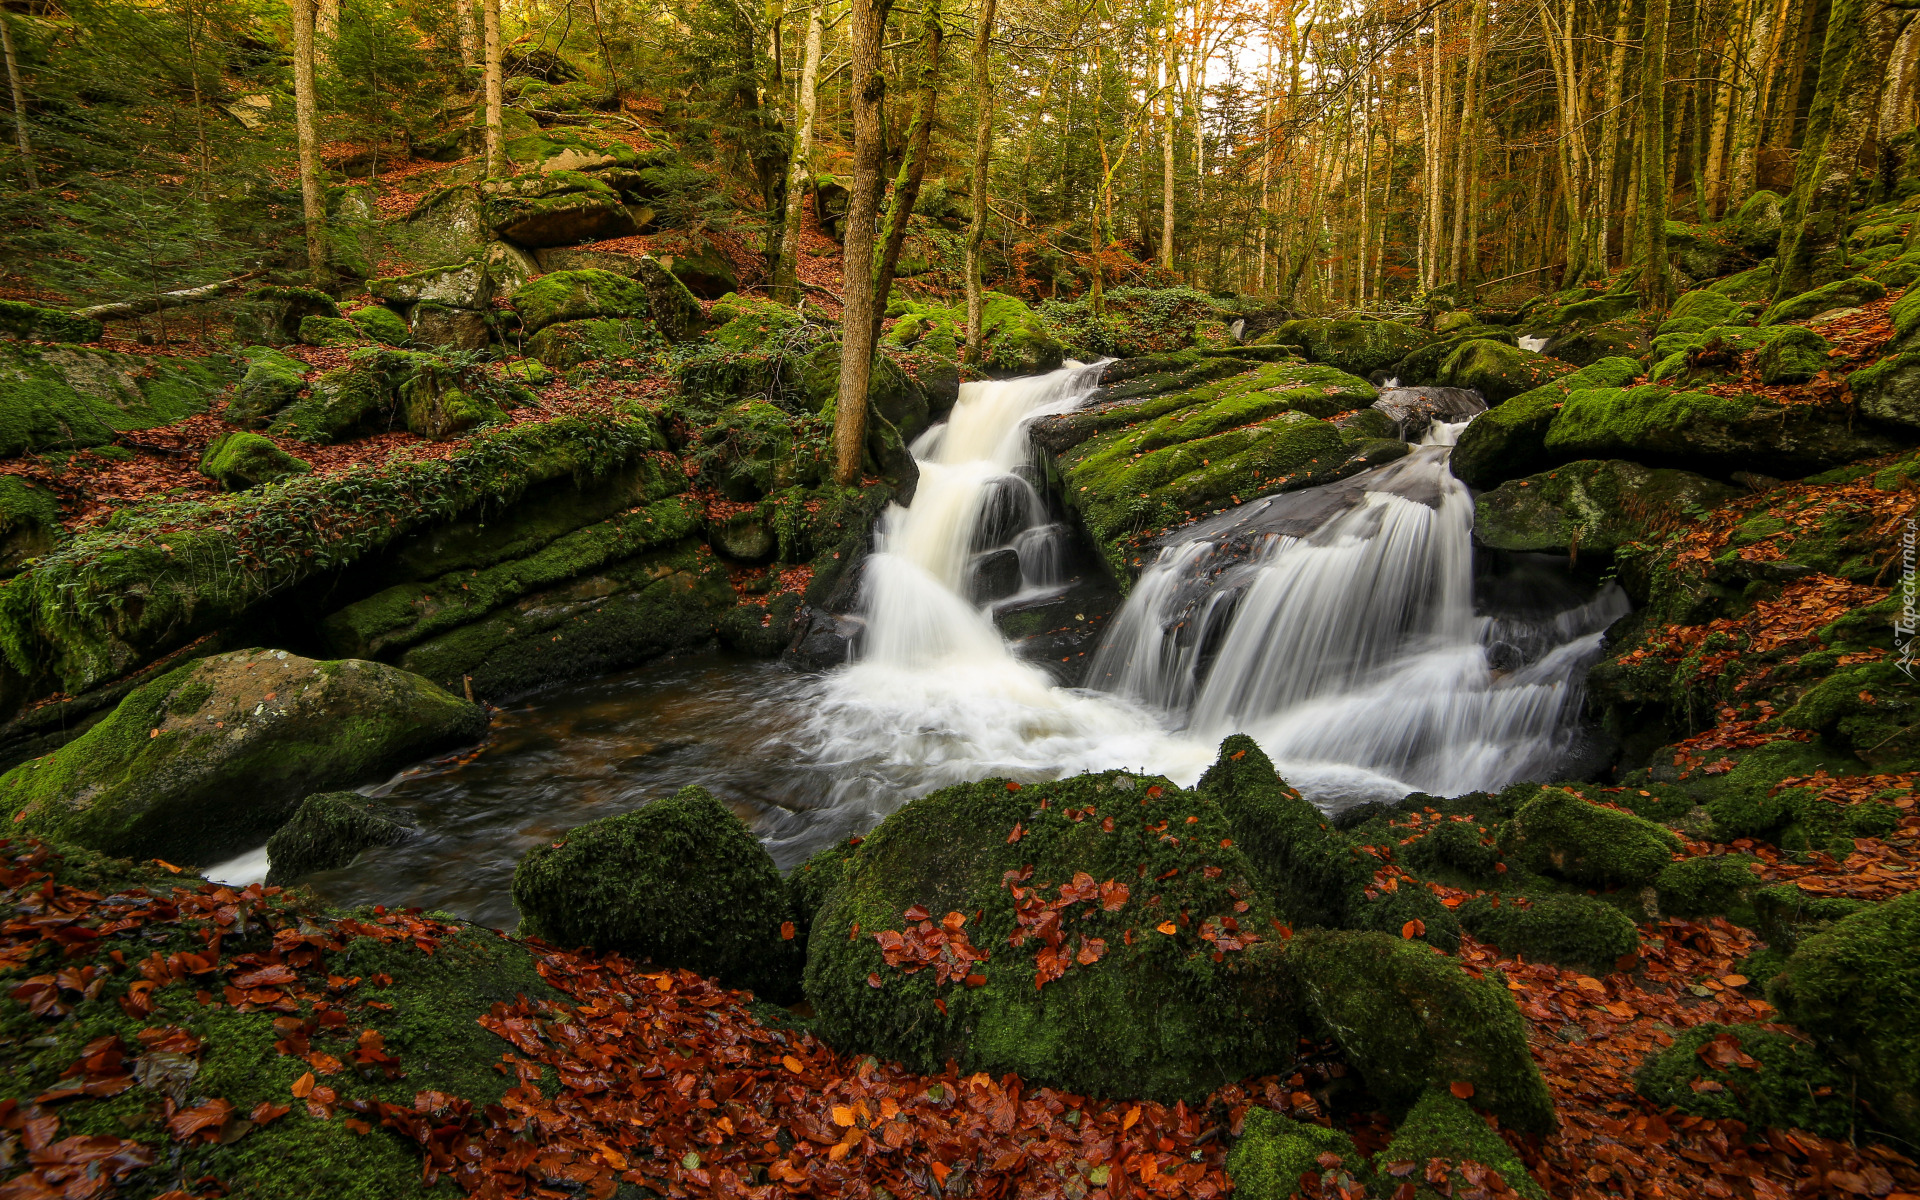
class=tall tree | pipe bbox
[871,0,943,346]
[964,0,1000,364]
[482,0,504,176]
[456,0,479,67]
[773,0,826,306]
[1,12,34,190]
[1636,0,1672,306]
[831,0,891,486]
[291,0,325,283]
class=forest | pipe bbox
[0,0,1917,1196]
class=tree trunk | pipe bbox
[1449,0,1488,287]
[291,0,326,284]
[1594,0,1632,273]
[773,0,825,306]
[316,0,337,71]
[2,13,36,190]
[456,0,479,67]
[832,0,890,486]
[1636,0,1672,307]
[870,0,942,349]
[1702,0,1743,217]
[1160,7,1177,271]
[1773,0,1908,298]
[964,0,999,364]
[482,0,504,176]
[1728,0,1787,202]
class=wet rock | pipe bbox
[264,791,416,885]
[1474,460,1741,557]
[967,547,1021,603]
[197,431,312,491]
[710,507,775,561]
[1456,893,1640,974]
[1497,785,1681,888]
[1,648,487,863]
[785,605,861,669]
[1369,386,1485,439]
[1437,339,1576,404]
[511,784,803,1001]
[1448,356,1641,489]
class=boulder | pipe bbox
[369,260,494,309]
[1,648,486,862]
[1669,288,1745,327]
[482,172,641,248]
[887,292,1064,377]
[347,304,410,346]
[1268,318,1430,377]
[1227,1110,1367,1200]
[1288,929,1556,1132]
[803,764,1300,1101]
[232,286,340,346]
[1754,325,1833,384]
[1665,220,1745,281]
[1654,853,1761,919]
[1634,1022,1854,1140]
[297,315,363,347]
[1539,319,1645,366]
[1436,339,1576,404]
[1553,291,1640,325]
[264,791,415,885]
[1401,818,1502,883]
[1753,883,1875,955]
[228,347,309,427]
[1544,384,1903,478]
[511,269,649,335]
[398,362,508,439]
[1195,735,1369,929]
[0,341,233,456]
[197,431,312,491]
[968,547,1021,603]
[1448,356,1641,489]
[483,240,540,295]
[0,300,101,344]
[533,246,644,276]
[1390,327,1518,383]
[1760,276,1886,325]
[1371,1088,1547,1199]
[654,234,738,299]
[1456,894,1640,974]
[0,476,60,577]
[1473,460,1741,556]
[1846,350,1920,431]
[1709,262,1776,302]
[527,317,661,371]
[634,256,707,343]
[1726,190,1785,255]
[511,784,802,1000]
[408,303,492,351]
[1497,786,1681,888]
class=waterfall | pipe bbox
[790,366,1624,829]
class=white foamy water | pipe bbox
[798,366,1624,819]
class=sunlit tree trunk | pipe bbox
[483,0,504,175]
[1160,8,1176,270]
[292,0,326,283]
[1702,0,1742,218]
[832,0,890,485]
[964,0,998,363]
[316,0,337,71]
[1448,0,1487,286]
[774,0,825,306]
[456,0,479,67]
[1728,0,1788,200]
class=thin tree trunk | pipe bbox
[964,0,999,363]
[871,0,942,346]
[1703,0,1742,218]
[774,0,825,306]
[483,0,504,176]
[457,0,479,67]
[1449,0,1488,286]
[1728,0,1787,202]
[1160,6,1177,270]
[292,0,326,283]
[1594,0,1632,272]
[1637,0,1672,306]
[3,12,37,190]
[832,0,890,486]
[1257,40,1274,294]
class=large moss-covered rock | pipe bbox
[1373,1087,1546,1199]
[267,349,512,443]
[1473,460,1740,556]
[1437,338,1575,403]
[348,304,412,346]
[1535,319,1643,367]
[1457,894,1640,974]
[1760,276,1886,325]
[0,342,234,456]
[1288,929,1556,1133]
[1545,384,1902,478]
[1497,786,1680,888]
[1227,1109,1368,1200]
[511,268,649,335]
[407,302,491,351]
[1040,286,1225,360]
[511,784,802,1000]
[1447,357,1641,489]
[1669,288,1746,327]
[1754,325,1833,384]
[1268,318,1430,377]
[887,291,1066,377]
[1847,349,1920,431]
[1635,1023,1856,1139]
[0,299,102,344]
[1752,883,1874,955]
[1654,853,1761,919]
[1727,190,1785,254]
[198,430,312,491]
[1195,734,1368,929]
[803,762,1300,1101]
[1,648,486,862]
[653,234,738,299]
[264,790,415,885]
[369,260,493,308]
[1553,290,1641,325]
[298,315,366,347]
[228,346,310,426]
[0,476,60,577]
[232,285,340,346]
[527,317,662,371]
[634,255,707,342]
[1770,891,1920,1141]
[1666,220,1745,281]
[482,171,641,247]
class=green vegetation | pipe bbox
[264,791,415,884]
[1457,894,1641,974]
[1498,786,1682,888]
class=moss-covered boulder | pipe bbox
[1760,276,1886,325]
[511,268,650,335]
[1553,290,1641,326]
[654,234,738,299]
[1769,891,1920,1142]
[1754,325,1833,384]
[527,316,662,371]
[1727,190,1785,254]
[1538,319,1644,367]
[198,430,312,491]
[1402,818,1502,883]
[1269,318,1430,377]
[512,784,802,999]
[1195,734,1369,928]
[1227,1109,1368,1200]
[397,363,508,439]
[803,762,1299,1101]
[1668,288,1746,328]
[1752,884,1874,955]
[1372,1087,1546,1199]
[1436,339,1576,403]
[1634,1022,1855,1139]
[0,475,60,577]
[407,302,491,351]
[1847,349,1920,432]
[297,315,365,347]
[1473,460,1740,556]
[0,341,234,456]
[1041,286,1224,360]
[482,171,641,247]
[0,299,102,344]
[1,648,486,863]
[1457,894,1640,974]
[368,260,493,308]
[1544,384,1902,478]
[634,254,707,342]
[267,349,511,443]
[264,790,415,884]
[1447,357,1640,489]
[228,346,310,426]
[1654,854,1761,919]
[1497,786,1680,888]
[348,304,411,346]
[1288,929,1556,1132]
[232,285,340,346]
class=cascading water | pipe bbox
[797,363,1626,828]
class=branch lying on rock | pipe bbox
[70,270,267,322]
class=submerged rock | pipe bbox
[264,790,416,885]
[1,648,486,863]
[511,784,803,1001]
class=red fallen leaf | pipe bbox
[941,911,966,932]
[867,973,883,988]
[305,1051,344,1075]
[1006,822,1024,844]
[1155,921,1178,935]
[904,904,931,922]
[1005,781,1022,792]
[166,1097,233,1142]
[1076,937,1107,966]
[118,980,155,1018]
[345,1118,372,1135]
[229,965,297,989]
[933,998,947,1015]
[1100,880,1130,911]
[290,1072,315,1098]
[1450,1081,1474,1099]
[1402,919,1426,939]
[1146,786,1163,798]
[780,920,795,940]
[964,973,987,987]
[249,1102,289,1125]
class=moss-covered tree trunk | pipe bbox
[1772,0,1909,300]
[1160,5,1176,271]
[772,0,824,306]
[482,0,503,176]
[831,0,890,486]
[963,0,999,365]
[291,0,325,284]
[1635,0,1670,307]
[870,0,942,353]
[1,13,34,191]
[1727,0,1788,204]
[1593,0,1632,273]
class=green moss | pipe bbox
[349,305,412,346]
[1402,819,1503,883]
[1709,263,1775,301]
[1038,287,1224,360]
[527,316,664,371]
[1448,356,1640,489]
[1654,854,1761,920]
[0,475,62,575]
[1498,786,1681,888]
[787,837,862,933]
[1778,659,1918,769]
[803,755,1298,1101]
[1752,883,1873,954]
[1545,383,1898,477]
[264,791,413,884]
[0,341,234,456]
[1227,1109,1368,1200]
[1195,734,1369,928]
[1287,929,1556,1133]
[1754,326,1832,384]
[510,268,649,335]
[199,430,312,491]
[1668,289,1745,327]
[1634,1022,1855,1138]
[511,784,801,1000]
[1759,276,1886,325]
[1457,894,1640,974]
[1354,886,1464,953]
[229,346,311,426]
[0,299,102,343]
[299,315,367,347]
[1373,1087,1546,1199]
[1473,460,1740,556]
[1437,339,1575,404]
